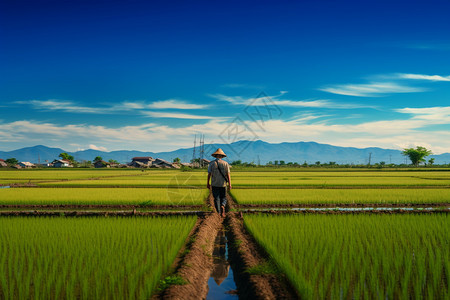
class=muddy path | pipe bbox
[157,202,223,299]
[225,194,298,299]
[157,192,299,299]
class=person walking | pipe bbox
[207,148,231,217]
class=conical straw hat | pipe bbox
[211,148,227,157]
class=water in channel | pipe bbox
[206,227,238,300]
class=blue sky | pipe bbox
[1,0,450,154]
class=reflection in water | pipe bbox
[211,229,230,285]
[207,228,238,300]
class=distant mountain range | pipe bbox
[1,141,450,165]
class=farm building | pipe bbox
[18,162,35,168]
[128,161,148,168]
[129,157,154,168]
[52,159,72,168]
[153,158,180,169]
[94,160,111,168]
[0,159,7,167]
[132,157,154,164]
[128,157,179,168]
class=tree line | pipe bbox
[0,146,442,168]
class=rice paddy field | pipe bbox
[0,216,196,299]
[2,169,450,187]
[244,214,449,299]
[231,188,450,205]
[1,168,449,299]
[0,169,145,184]
[0,188,207,206]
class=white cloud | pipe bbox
[89,144,108,151]
[16,99,209,114]
[210,93,370,109]
[319,82,426,97]
[146,99,208,109]
[397,73,450,82]
[395,106,450,123]
[2,105,450,154]
[17,100,108,114]
[142,111,216,119]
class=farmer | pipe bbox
[207,148,231,217]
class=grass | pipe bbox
[244,214,449,299]
[231,188,450,205]
[0,216,196,299]
[0,188,207,206]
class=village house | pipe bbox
[128,157,180,169]
[152,158,180,169]
[18,162,35,168]
[132,157,154,164]
[0,159,7,167]
[94,160,111,168]
[52,159,72,168]
[128,157,154,168]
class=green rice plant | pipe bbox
[244,214,449,299]
[231,188,450,205]
[3,169,450,187]
[0,169,144,183]
[36,172,207,187]
[0,188,207,206]
[229,171,450,186]
[0,216,196,299]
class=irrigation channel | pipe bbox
[206,227,238,300]
[2,191,448,299]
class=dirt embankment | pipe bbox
[0,210,205,217]
[0,204,204,209]
[158,192,299,299]
[239,209,450,215]
[237,203,450,208]
[225,195,298,299]
[158,211,223,299]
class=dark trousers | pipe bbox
[212,186,227,214]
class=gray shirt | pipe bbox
[208,159,230,187]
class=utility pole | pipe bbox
[192,134,197,167]
[368,152,372,166]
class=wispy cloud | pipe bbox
[142,111,216,119]
[395,106,450,122]
[17,100,108,114]
[16,99,209,114]
[2,107,450,154]
[146,99,208,109]
[320,82,426,97]
[210,93,371,109]
[404,43,450,51]
[397,73,450,82]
